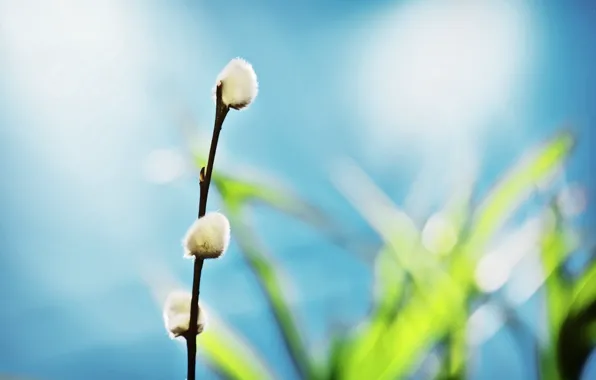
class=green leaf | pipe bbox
[532,206,585,380]
[331,248,407,379]
[575,251,596,311]
[542,211,578,338]
[336,252,468,380]
[444,326,467,378]
[191,142,315,220]
[373,247,407,319]
[460,131,575,259]
[198,314,275,380]
[427,174,475,259]
[213,173,337,233]
[556,261,596,380]
[224,206,316,380]
[190,146,377,260]
[190,129,576,380]
[571,258,596,315]
[377,278,468,380]
[213,172,377,262]
[323,332,354,380]
[342,131,576,380]
[431,198,474,378]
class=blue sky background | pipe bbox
[0,0,594,379]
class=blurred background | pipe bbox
[0,0,594,379]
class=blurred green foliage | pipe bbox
[190,130,594,380]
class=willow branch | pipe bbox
[185,83,229,380]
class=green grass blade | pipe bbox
[556,257,596,380]
[541,210,578,335]
[224,206,316,380]
[330,158,455,292]
[191,128,576,380]
[191,147,378,260]
[445,326,467,378]
[570,255,596,315]
[557,297,596,380]
[462,131,575,260]
[337,252,468,380]
[332,248,406,379]
[192,155,329,232]
[330,159,469,379]
[342,131,576,380]
[198,312,275,380]
[539,221,570,380]
[373,247,407,318]
[212,172,376,262]
[323,331,356,380]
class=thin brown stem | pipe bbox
[186,258,203,379]
[185,83,230,380]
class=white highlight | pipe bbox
[163,290,206,339]
[215,58,258,110]
[354,1,531,145]
[504,252,545,306]
[475,215,545,293]
[0,0,156,176]
[143,148,186,184]
[557,183,587,218]
[421,212,457,255]
[468,303,506,346]
[183,212,231,259]
[474,254,511,294]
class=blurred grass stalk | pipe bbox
[328,129,583,380]
[148,125,593,380]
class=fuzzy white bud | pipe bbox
[183,212,231,259]
[214,58,258,110]
[163,290,206,339]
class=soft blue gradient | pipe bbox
[0,1,594,379]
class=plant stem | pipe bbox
[186,258,203,380]
[185,83,229,380]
